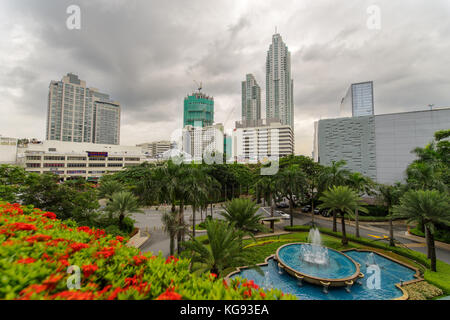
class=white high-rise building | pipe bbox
[46,73,120,145]
[182,123,224,162]
[241,74,261,124]
[266,33,294,130]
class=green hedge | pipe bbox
[410,227,450,244]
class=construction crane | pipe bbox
[193,80,202,93]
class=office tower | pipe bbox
[46,73,120,145]
[232,119,294,162]
[266,33,294,130]
[313,107,450,184]
[340,81,374,117]
[183,92,214,128]
[241,74,261,125]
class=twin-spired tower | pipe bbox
[241,33,294,131]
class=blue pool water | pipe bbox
[278,244,357,280]
[231,250,416,300]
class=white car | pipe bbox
[277,212,290,220]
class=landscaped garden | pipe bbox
[0,129,449,300]
[0,202,293,300]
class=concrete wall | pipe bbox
[317,116,377,180]
[375,108,450,184]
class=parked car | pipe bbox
[313,208,320,215]
[301,205,311,212]
[320,209,331,217]
[277,212,290,220]
[276,202,289,209]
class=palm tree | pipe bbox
[106,191,142,228]
[255,175,277,216]
[406,162,447,192]
[376,184,403,247]
[346,172,373,237]
[276,165,306,227]
[184,167,209,239]
[220,198,267,235]
[392,190,450,271]
[318,186,368,245]
[98,180,125,201]
[161,210,188,256]
[183,219,248,277]
[319,161,350,231]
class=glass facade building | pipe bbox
[183,92,214,128]
[340,81,374,117]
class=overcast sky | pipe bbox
[1,0,449,155]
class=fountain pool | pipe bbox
[229,250,418,300]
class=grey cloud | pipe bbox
[1,0,450,154]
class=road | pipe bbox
[131,205,225,256]
[131,204,450,265]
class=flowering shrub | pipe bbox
[0,202,294,300]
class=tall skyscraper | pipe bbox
[46,73,120,145]
[241,74,261,124]
[183,92,214,128]
[266,33,294,130]
[340,81,374,117]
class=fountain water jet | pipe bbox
[299,228,329,265]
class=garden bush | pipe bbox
[0,202,293,300]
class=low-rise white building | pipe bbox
[232,119,294,163]
[0,136,18,164]
[16,140,145,181]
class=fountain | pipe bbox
[300,228,329,265]
[275,228,363,288]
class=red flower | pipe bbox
[82,264,98,278]
[52,290,95,300]
[165,256,179,264]
[116,236,124,242]
[243,280,259,290]
[25,234,52,242]
[156,287,182,300]
[42,212,57,220]
[210,273,217,279]
[95,246,115,259]
[107,287,123,300]
[70,242,90,252]
[260,291,266,298]
[124,275,138,287]
[77,226,92,234]
[17,257,36,264]
[133,255,147,266]
[243,289,252,298]
[9,222,37,231]
[43,224,54,230]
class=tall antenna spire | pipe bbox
[275,26,277,34]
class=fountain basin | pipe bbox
[276,243,362,287]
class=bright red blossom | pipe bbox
[156,287,182,300]
[82,264,98,278]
